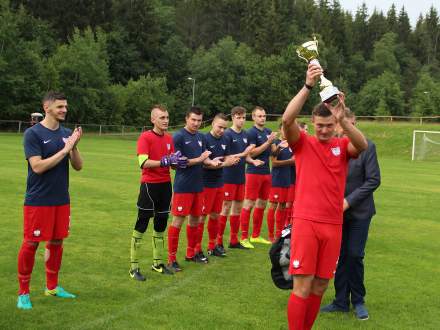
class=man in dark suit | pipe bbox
[321,110,381,320]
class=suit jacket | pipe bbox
[344,139,381,220]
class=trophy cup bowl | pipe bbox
[296,38,340,103]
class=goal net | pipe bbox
[412,130,440,161]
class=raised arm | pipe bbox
[282,63,322,146]
[325,94,368,156]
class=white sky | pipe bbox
[338,0,439,28]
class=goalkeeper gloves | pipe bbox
[160,151,188,168]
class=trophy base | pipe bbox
[320,86,340,103]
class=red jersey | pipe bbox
[137,130,174,183]
[290,131,353,224]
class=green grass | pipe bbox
[0,121,439,329]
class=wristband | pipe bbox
[304,83,313,90]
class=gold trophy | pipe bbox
[296,36,340,103]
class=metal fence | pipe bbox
[1,115,440,135]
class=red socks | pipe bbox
[267,207,275,241]
[287,293,323,330]
[275,208,285,238]
[186,225,198,258]
[229,215,240,244]
[195,221,205,254]
[240,208,251,240]
[17,241,38,295]
[216,215,227,246]
[251,207,265,238]
[45,243,63,290]
[167,225,181,263]
[304,294,323,330]
[207,217,218,250]
[287,293,308,330]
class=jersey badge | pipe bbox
[177,206,183,212]
[232,139,237,143]
[292,259,300,269]
[224,192,229,197]
[210,145,215,149]
[43,139,51,144]
[221,144,226,150]
[198,141,202,147]
[33,229,41,237]
[243,138,248,144]
[331,147,341,156]
[167,143,171,150]
[185,141,191,145]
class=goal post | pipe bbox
[412,130,440,161]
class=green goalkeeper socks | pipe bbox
[152,230,164,267]
[130,230,143,271]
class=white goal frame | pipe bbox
[412,130,440,161]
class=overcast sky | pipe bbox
[338,0,439,28]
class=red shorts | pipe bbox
[203,187,224,215]
[289,218,342,279]
[269,187,289,203]
[172,192,204,217]
[244,174,271,201]
[23,204,70,242]
[223,183,245,201]
[287,184,295,203]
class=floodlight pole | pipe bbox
[188,77,196,106]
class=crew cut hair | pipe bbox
[252,106,265,114]
[186,106,203,118]
[312,103,332,117]
[42,91,66,105]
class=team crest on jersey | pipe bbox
[292,259,300,269]
[331,147,341,156]
[33,229,41,237]
[198,140,202,147]
[221,144,226,150]
[243,138,247,143]
[224,192,229,197]
[167,143,171,150]
[177,206,183,212]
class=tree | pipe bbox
[49,28,110,123]
[356,71,404,116]
[0,2,48,120]
[410,69,440,116]
[366,32,400,79]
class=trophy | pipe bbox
[296,36,340,103]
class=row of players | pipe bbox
[130,105,306,279]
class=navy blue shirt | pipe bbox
[23,123,72,206]
[203,132,230,188]
[173,128,207,193]
[271,140,293,188]
[246,126,272,175]
[223,129,249,185]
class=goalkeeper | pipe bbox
[129,105,188,281]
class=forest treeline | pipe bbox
[1,0,440,125]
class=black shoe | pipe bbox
[129,268,146,281]
[208,245,226,257]
[229,242,247,249]
[216,244,227,255]
[167,261,182,272]
[152,263,174,275]
[195,251,209,263]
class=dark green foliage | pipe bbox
[1,0,440,124]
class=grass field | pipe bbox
[1,121,440,329]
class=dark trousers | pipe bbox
[333,216,371,308]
